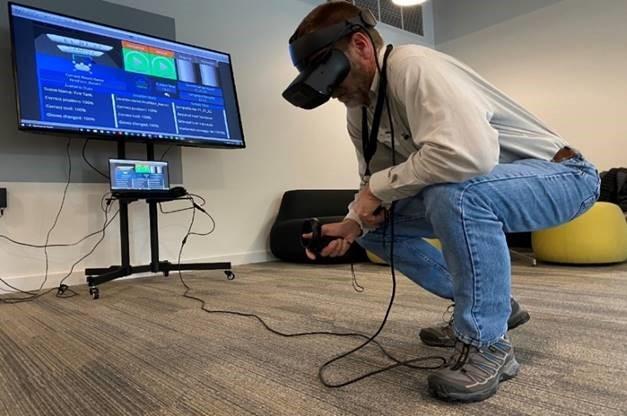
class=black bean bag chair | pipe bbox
[270,190,368,264]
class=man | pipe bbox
[284,2,600,402]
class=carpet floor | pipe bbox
[1,260,626,416]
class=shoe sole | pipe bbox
[508,310,531,331]
[429,358,520,403]
[419,332,456,348]
[420,311,531,348]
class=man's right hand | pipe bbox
[303,219,362,260]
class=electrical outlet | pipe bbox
[0,188,6,214]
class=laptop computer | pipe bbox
[109,159,171,198]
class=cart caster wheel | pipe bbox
[89,287,100,300]
[224,270,235,280]
[163,270,170,277]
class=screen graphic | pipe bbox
[10,3,244,148]
[109,159,169,191]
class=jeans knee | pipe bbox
[422,184,464,222]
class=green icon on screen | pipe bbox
[123,49,151,75]
[135,164,151,174]
[123,48,178,80]
[151,56,177,80]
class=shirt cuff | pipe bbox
[369,169,400,204]
[344,208,372,236]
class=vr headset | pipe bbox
[283,9,378,110]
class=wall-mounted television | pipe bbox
[8,2,245,148]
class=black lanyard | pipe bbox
[361,44,394,177]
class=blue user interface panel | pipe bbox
[10,3,244,147]
[109,159,169,191]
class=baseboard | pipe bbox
[0,250,275,294]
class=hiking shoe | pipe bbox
[419,298,530,348]
[428,336,520,402]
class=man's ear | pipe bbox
[349,31,373,60]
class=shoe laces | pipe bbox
[449,341,473,371]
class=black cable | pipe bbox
[158,193,207,215]
[350,263,364,293]
[159,197,196,215]
[159,144,175,161]
[0,193,115,249]
[40,139,73,292]
[306,40,447,387]
[0,200,118,304]
[165,199,445,389]
[0,190,117,300]
[0,140,114,302]
[162,41,449,386]
[0,141,72,298]
[188,193,207,207]
[81,139,110,180]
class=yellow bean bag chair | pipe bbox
[367,238,441,265]
[532,202,627,264]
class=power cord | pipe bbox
[81,139,110,180]
[0,193,114,249]
[163,196,446,389]
[159,144,176,161]
[40,139,74,292]
[0,138,75,298]
[0,195,118,304]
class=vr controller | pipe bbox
[301,207,384,256]
[300,218,338,256]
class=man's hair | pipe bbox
[293,2,384,51]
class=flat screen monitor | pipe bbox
[9,2,245,148]
[109,159,170,192]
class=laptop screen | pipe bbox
[109,159,170,191]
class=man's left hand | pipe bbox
[353,186,385,228]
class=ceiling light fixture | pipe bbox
[392,0,428,6]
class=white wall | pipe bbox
[433,0,562,45]
[0,0,430,292]
[437,0,627,170]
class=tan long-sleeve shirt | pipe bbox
[345,45,567,229]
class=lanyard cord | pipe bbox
[361,44,394,177]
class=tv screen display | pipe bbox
[9,2,245,148]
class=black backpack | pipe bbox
[599,168,627,211]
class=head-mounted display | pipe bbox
[283,9,377,110]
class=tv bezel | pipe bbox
[8,1,246,149]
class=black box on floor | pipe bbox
[0,188,6,209]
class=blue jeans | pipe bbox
[357,156,600,347]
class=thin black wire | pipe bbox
[165,41,448,387]
[158,193,207,215]
[0,193,114,249]
[81,139,110,180]
[187,193,207,207]
[0,200,118,304]
[159,197,196,215]
[159,144,175,161]
[305,40,447,387]
[350,263,364,293]
[0,142,115,301]
[0,144,110,298]
[0,140,71,297]
[168,200,445,389]
[40,139,73,291]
